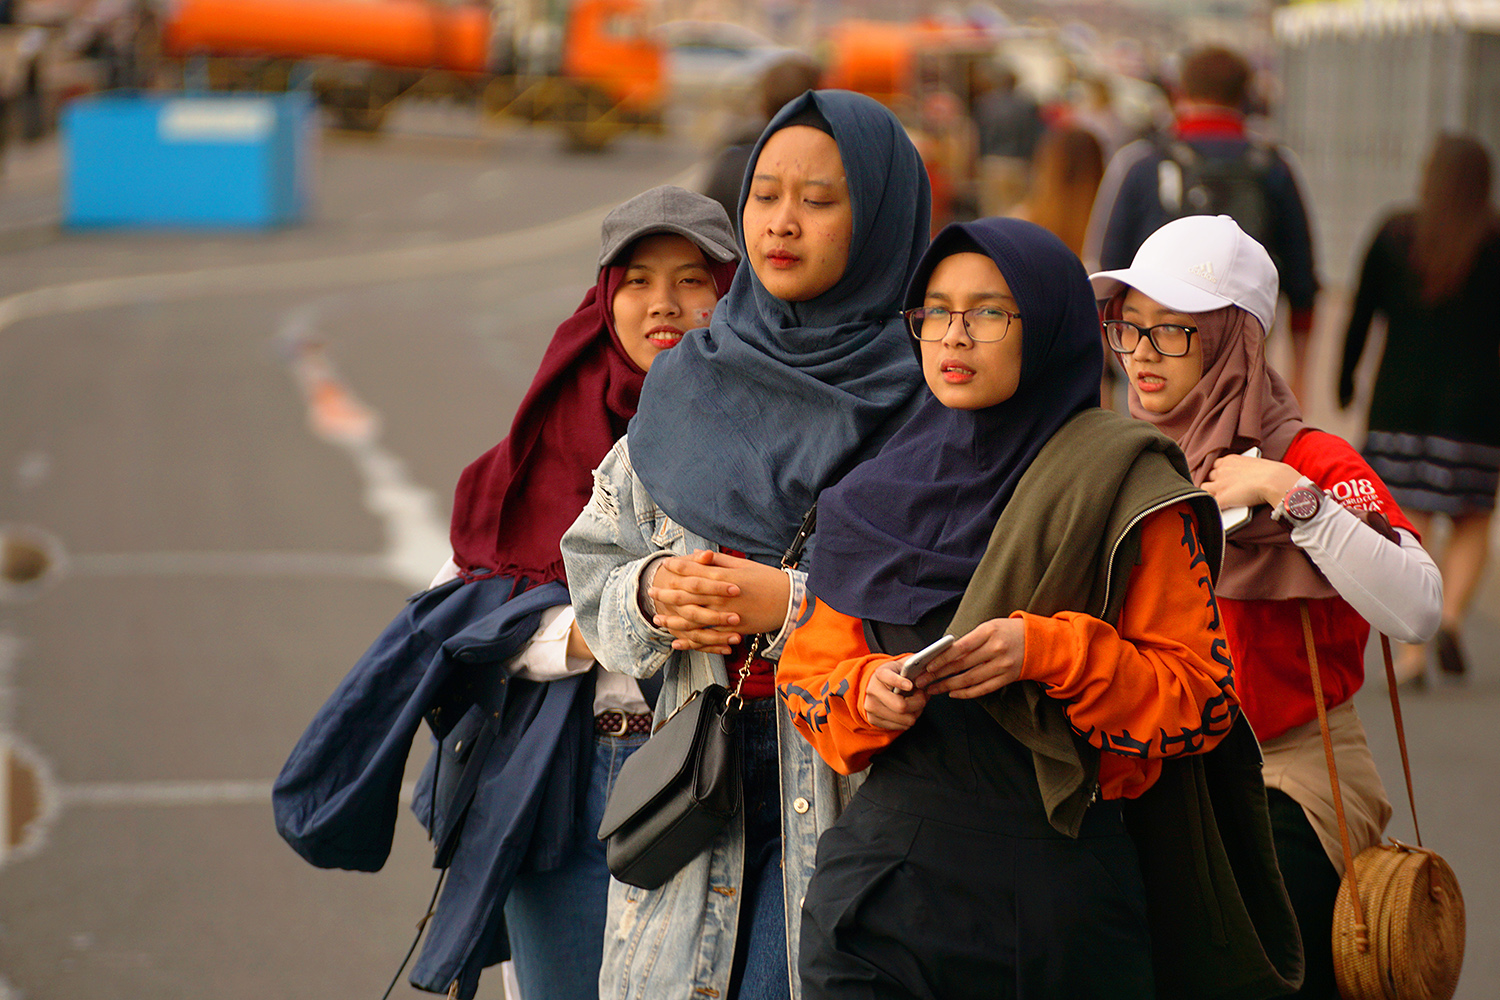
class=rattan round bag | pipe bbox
[1333,840,1465,1000]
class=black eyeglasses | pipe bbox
[1103,319,1198,357]
[903,306,1020,343]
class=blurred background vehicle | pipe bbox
[154,0,664,147]
[655,18,795,102]
[653,16,801,146]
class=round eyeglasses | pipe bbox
[903,306,1020,343]
[1103,319,1197,358]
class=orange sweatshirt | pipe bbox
[778,503,1236,801]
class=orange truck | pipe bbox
[823,19,999,228]
[158,0,664,146]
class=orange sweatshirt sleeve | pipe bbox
[777,596,903,775]
[778,503,1238,791]
[1017,502,1238,799]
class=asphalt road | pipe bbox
[0,109,702,999]
[0,104,1496,1000]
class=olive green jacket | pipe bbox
[948,409,1303,1000]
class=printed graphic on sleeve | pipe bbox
[1076,508,1237,759]
[780,677,851,734]
[781,596,853,734]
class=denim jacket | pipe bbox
[562,437,861,1000]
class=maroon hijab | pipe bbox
[449,256,735,585]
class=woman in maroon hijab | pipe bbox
[430,185,737,1000]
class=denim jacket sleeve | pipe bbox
[561,438,683,679]
[561,437,808,680]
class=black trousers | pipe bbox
[1266,788,1342,1000]
[800,794,1154,1000]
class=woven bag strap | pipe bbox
[1299,599,1368,953]
[1378,634,1423,847]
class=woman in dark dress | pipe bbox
[1340,133,1500,681]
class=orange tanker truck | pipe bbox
[158,0,664,146]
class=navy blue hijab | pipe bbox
[628,90,931,563]
[808,219,1104,624]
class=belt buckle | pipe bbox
[605,711,630,737]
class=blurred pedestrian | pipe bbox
[1071,74,1131,160]
[701,52,821,231]
[562,90,931,1000]
[1094,214,1442,1000]
[972,64,1044,217]
[274,186,738,1000]
[1009,125,1111,404]
[1010,125,1105,259]
[1087,45,1320,403]
[1339,133,1500,682]
[911,88,979,233]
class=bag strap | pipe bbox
[782,503,818,571]
[1355,509,1423,845]
[1298,599,1368,953]
[380,867,448,1000]
[731,504,818,709]
[1379,633,1423,847]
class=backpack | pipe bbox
[1155,138,1277,249]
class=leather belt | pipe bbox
[595,710,652,737]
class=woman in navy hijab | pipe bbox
[779,219,1238,998]
[562,90,930,1000]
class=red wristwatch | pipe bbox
[1279,485,1323,524]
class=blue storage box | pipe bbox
[62,92,315,229]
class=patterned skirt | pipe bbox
[1364,430,1500,515]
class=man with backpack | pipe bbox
[1086,46,1320,400]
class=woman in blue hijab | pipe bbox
[561,90,930,1000]
[778,219,1243,998]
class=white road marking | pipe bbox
[0,209,601,333]
[58,779,419,808]
[60,781,274,807]
[68,551,392,580]
[0,173,691,868]
[0,163,699,336]
[279,307,451,590]
[349,436,452,590]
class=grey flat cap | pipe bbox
[598,185,739,269]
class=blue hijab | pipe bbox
[627,90,931,563]
[808,218,1105,624]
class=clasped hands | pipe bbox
[865,618,1026,732]
[647,550,790,656]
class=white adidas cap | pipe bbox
[1089,215,1279,336]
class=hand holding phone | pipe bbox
[898,634,956,680]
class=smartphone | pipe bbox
[1220,446,1261,535]
[898,634,956,680]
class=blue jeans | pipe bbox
[729,698,791,1000]
[504,731,646,1000]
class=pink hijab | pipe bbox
[1118,297,1333,600]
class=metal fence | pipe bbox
[1275,0,1500,288]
